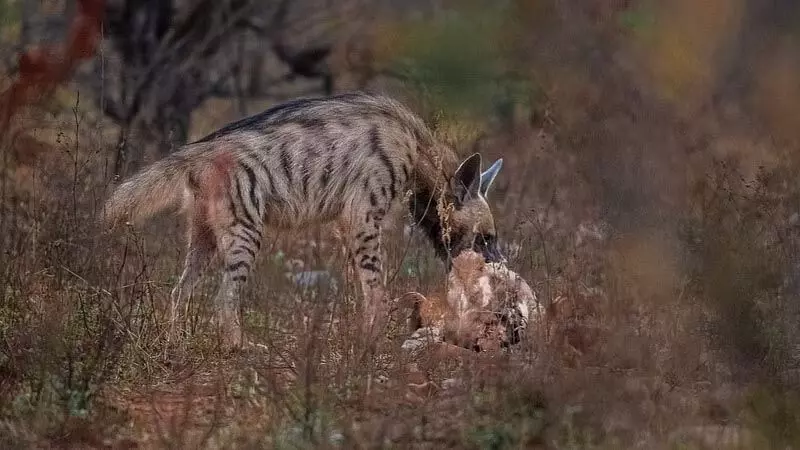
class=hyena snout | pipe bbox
[478,241,505,264]
[469,229,505,264]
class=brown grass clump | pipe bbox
[545,292,605,367]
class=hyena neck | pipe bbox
[410,143,465,264]
[409,184,464,264]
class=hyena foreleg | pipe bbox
[344,206,391,341]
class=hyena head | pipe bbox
[443,153,505,266]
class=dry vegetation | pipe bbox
[2,0,800,448]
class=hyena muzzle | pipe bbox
[104,92,504,348]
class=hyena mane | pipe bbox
[104,91,504,348]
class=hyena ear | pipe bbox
[479,158,503,197]
[454,153,482,204]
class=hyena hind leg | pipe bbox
[169,222,217,343]
[213,222,263,349]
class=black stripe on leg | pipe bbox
[359,254,379,264]
[232,230,259,248]
[358,254,381,273]
[226,261,251,272]
[360,261,380,272]
[360,233,377,244]
[232,220,263,240]
[231,247,256,258]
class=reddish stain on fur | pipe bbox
[205,152,235,196]
[191,151,236,244]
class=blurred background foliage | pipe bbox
[380,0,535,125]
[0,0,19,28]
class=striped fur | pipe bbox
[104,92,504,348]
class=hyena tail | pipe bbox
[103,143,211,226]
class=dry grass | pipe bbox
[2,93,797,450]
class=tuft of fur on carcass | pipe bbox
[403,250,540,352]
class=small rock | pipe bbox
[401,326,442,351]
[286,270,338,292]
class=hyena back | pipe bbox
[104,92,504,348]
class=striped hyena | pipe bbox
[104,92,505,348]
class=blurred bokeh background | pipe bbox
[2,0,800,448]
